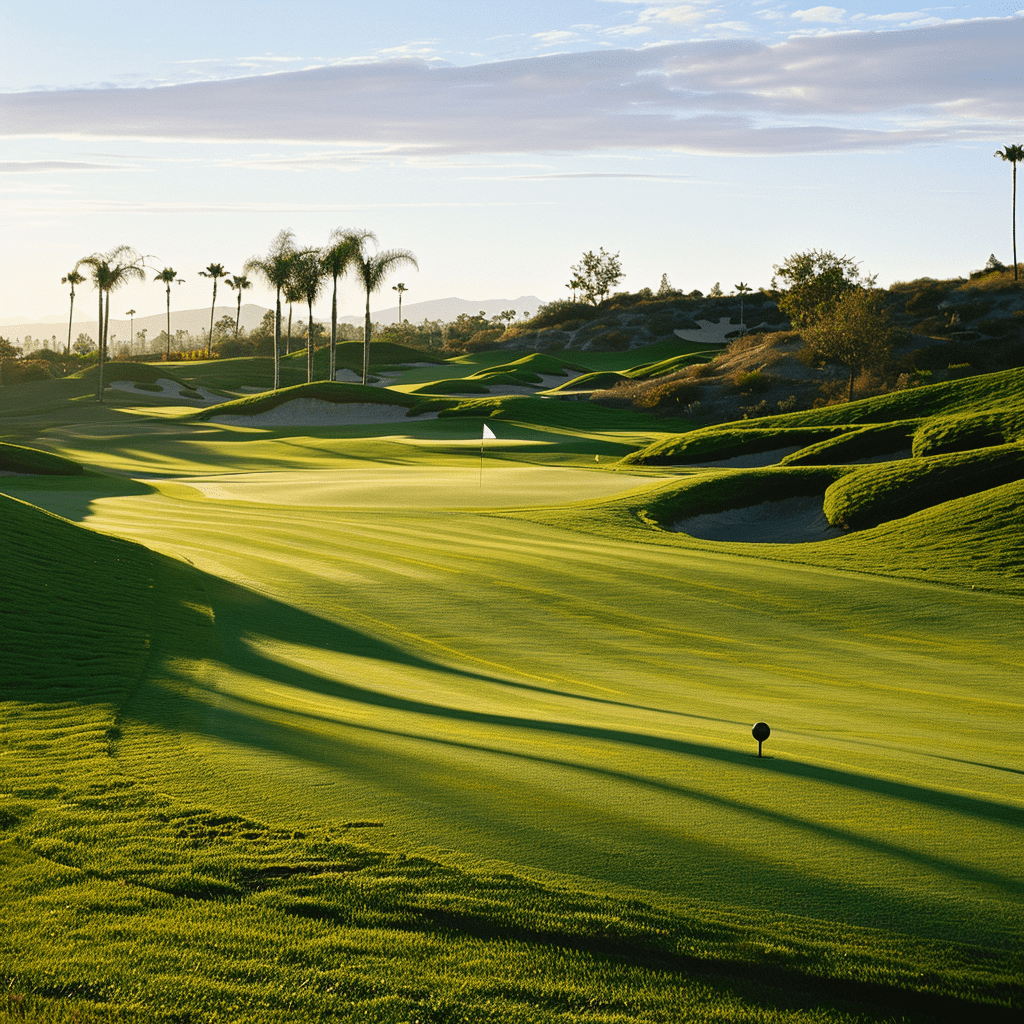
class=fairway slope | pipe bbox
[6,495,1022,1020]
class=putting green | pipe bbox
[158,464,662,508]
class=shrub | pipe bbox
[730,370,771,394]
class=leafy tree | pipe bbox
[994,145,1024,282]
[772,249,874,329]
[801,287,891,401]
[289,248,329,382]
[323,228,376,381]
[61,270,85,359]
[708,282,723,298]
[199,263,230,358]
[352,246,419,384]
[245,229,297,390]
[225,274,252,342]
[153,267,184,359]
[71,333,94,356]
[657,273,674,296]
[570,249,624,305]
[76,246,145,401]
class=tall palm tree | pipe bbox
[61,270,85,361]
[734,282,752,334]
[352,247,419,385]
[76,246,145,402]
[199,263,230,357]
[322,228,376,381]
[283,274,303,356]
[392,281,408,323]
[126,309,136,356]
[154,268,184,359]
[225,274,252,342]
[288,249,329,383]
[994,145,1024,282]
[244,229,296,390]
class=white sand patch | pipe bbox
[672,495,845,544]
[538,372,586,388]
[674,318,743,344]
[483,384,539,395]
[212,398,438,427]
[107,379,224,404]
[685,446,803,469]
[334,369,362,382]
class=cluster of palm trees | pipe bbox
[64,229,416,401]
[244,228,417,389]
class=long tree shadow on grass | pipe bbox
[197,574,1024,834]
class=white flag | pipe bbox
[482,424,496,440]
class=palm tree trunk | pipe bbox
[166,286,172,359]
[330,276,338,382]
[286,305,293,355]
[274,288,282,390]
[848,366,855,402]
[97,290,105,402]
[362,291,371,386]
[307,298,314,383]
[208,281,217,358]
[1013,162,1018,283]
[66,287,75,360]
[235,293,242,342]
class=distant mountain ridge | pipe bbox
[0,296,547,344]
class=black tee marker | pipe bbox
[752,722,770,758]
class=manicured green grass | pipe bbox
[2,362,1023,1022]
[0,441,82,475]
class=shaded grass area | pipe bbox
[0,442,82,476]
[5,497,1022,1021]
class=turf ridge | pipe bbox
[0,442,82,476]
[6,496,1021,1021]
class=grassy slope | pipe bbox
[6,496,1021,1021]
[3,368,1024,1021]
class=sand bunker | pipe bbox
[212,399,439,427]
[686,446,804,469]
[107,379,223,404]
[672,495,845,544]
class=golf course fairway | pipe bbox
[2,385,1022,1023]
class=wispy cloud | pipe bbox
[0,160,126,172]
[0,20,1020,158]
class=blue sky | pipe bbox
[2,1,1023,322]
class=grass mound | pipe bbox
[192,381,444,420]
[73,362,190,387]
[779,423,918,466]
[0,442,82,476]
[823,444,1024,529]
[621,426,850,465]
[912,409,1024,456]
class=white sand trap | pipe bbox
[686,446,803,469]
[164,465,663,509]
[213,398,438,427]
[334,369,362,382]
[483,384,540,395]
[107,379,224,404]
[538,372,586,389]
[672,495,845,544]
[674,319,744,344]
